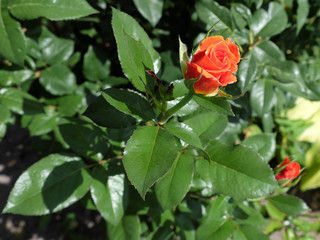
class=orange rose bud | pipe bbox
[275,157,301,181]
[184,36,240,95]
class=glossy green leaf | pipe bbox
[166,98,199,117]
[122,126,179,199]
[8,0,98,20]
[0,123,6,140]
[111,8,161,78]
[155,152,194,210]
[269,195,310,215]
[28,113,57,136]
[90,164,128,225]
[0,6,26,65]
[59,118,110,161]
[83,45,111,81]
[107,215,140,240]
[237,52,257,92]
[84,95,136,129]
[296,0,309,35]
[234,203,268,228]
[242,133,276,162]
[38,28,74,65]
[116,29,153,92]
[252,40,285,64]
[196,196,233,239]
[0,87,43,115]
[164,119,202,148]
[231,3,251,29]
[184,111,228,143]
[0,104,11,123]
[250,2,288,37]
[250,79,276,117]
[132,0,163,27]
[233,225,269,240]
[3,153,92,215]
[193,95,234,116]
[0,70,34,86]
[205,140,278,199]
[101,88,156,121]
[195,0,235,31]
[40,64,77,96]
[57,94,84,117]
[267,61,303,84]
[197,219,234,240]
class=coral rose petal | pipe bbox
[226,38,240,62]
[194,75,220,95]
[199,36,224,51]
[219,74,237,86]
[192,50,222,70]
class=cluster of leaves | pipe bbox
[1,0,320,239]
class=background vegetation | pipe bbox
[1,0,320,239]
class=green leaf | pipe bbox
[242,133,276,162]
[0,104,11,123]
[250,2,288,38]
[132,0,163,27]
[205,140,278,199]
[107,215,141,240]
[193,95,234,116]
[8,0,98,20]
[231,3,252,29]
[57,94,84,117]
[233,225,269,240]
[0,6,26,65]
[234,203,268,228]
[195,0,235,31]
[40,64,77,96]
[184,111,228,144]
[164,118,203,148]
[175,214,196,240]
[83,45,111,81]
[250,79,276,117]
[101,88,156,121]
[90,164,128,225]
[28,113,57,136]
[59,118,110,161]
[296,0,309,35]
[196,196,234,239]
[0,123,7,140]
[111,8,161,83]
[237,52,257,92]
[38,28,74,65]
[122,126,179,199]
[84,95,136,129]
[252,40,285,64]
[179,37,189,75]
[0,87,43,115]
[197,219,234,240]
[0,70,34,86]
[3,153,92,215]
[155,152,194,210]
[269,195,310,215]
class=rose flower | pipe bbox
[275,156,301,182]
[184,36,240,95]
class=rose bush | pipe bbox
[184,36,240,95]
